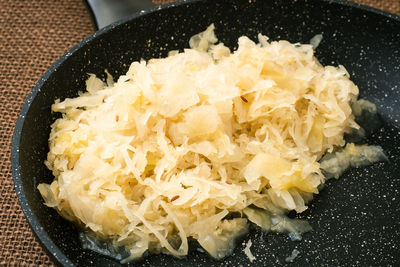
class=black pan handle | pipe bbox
[86,0,156,30]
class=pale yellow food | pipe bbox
[38,24,384,261]
[243,239,256,263]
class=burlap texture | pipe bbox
[0,0,398,265]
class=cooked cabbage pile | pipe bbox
[38,24,385,261]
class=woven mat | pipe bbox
[0,0,398,265]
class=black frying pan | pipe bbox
[11,0,400,266]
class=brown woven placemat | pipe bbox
[0,0,398,265]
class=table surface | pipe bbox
[0,0,399,265]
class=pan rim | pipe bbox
[10,0,400,266]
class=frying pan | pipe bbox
[11,0,400,266]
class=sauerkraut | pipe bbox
[38,24,385,262]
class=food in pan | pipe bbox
[38,24,386,262]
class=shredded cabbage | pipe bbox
[38,24,385,261]
[243,239,256,263]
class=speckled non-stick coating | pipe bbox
[11,0,400,266]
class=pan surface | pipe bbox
[11,0,400,266]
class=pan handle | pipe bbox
[86,0,156,30]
